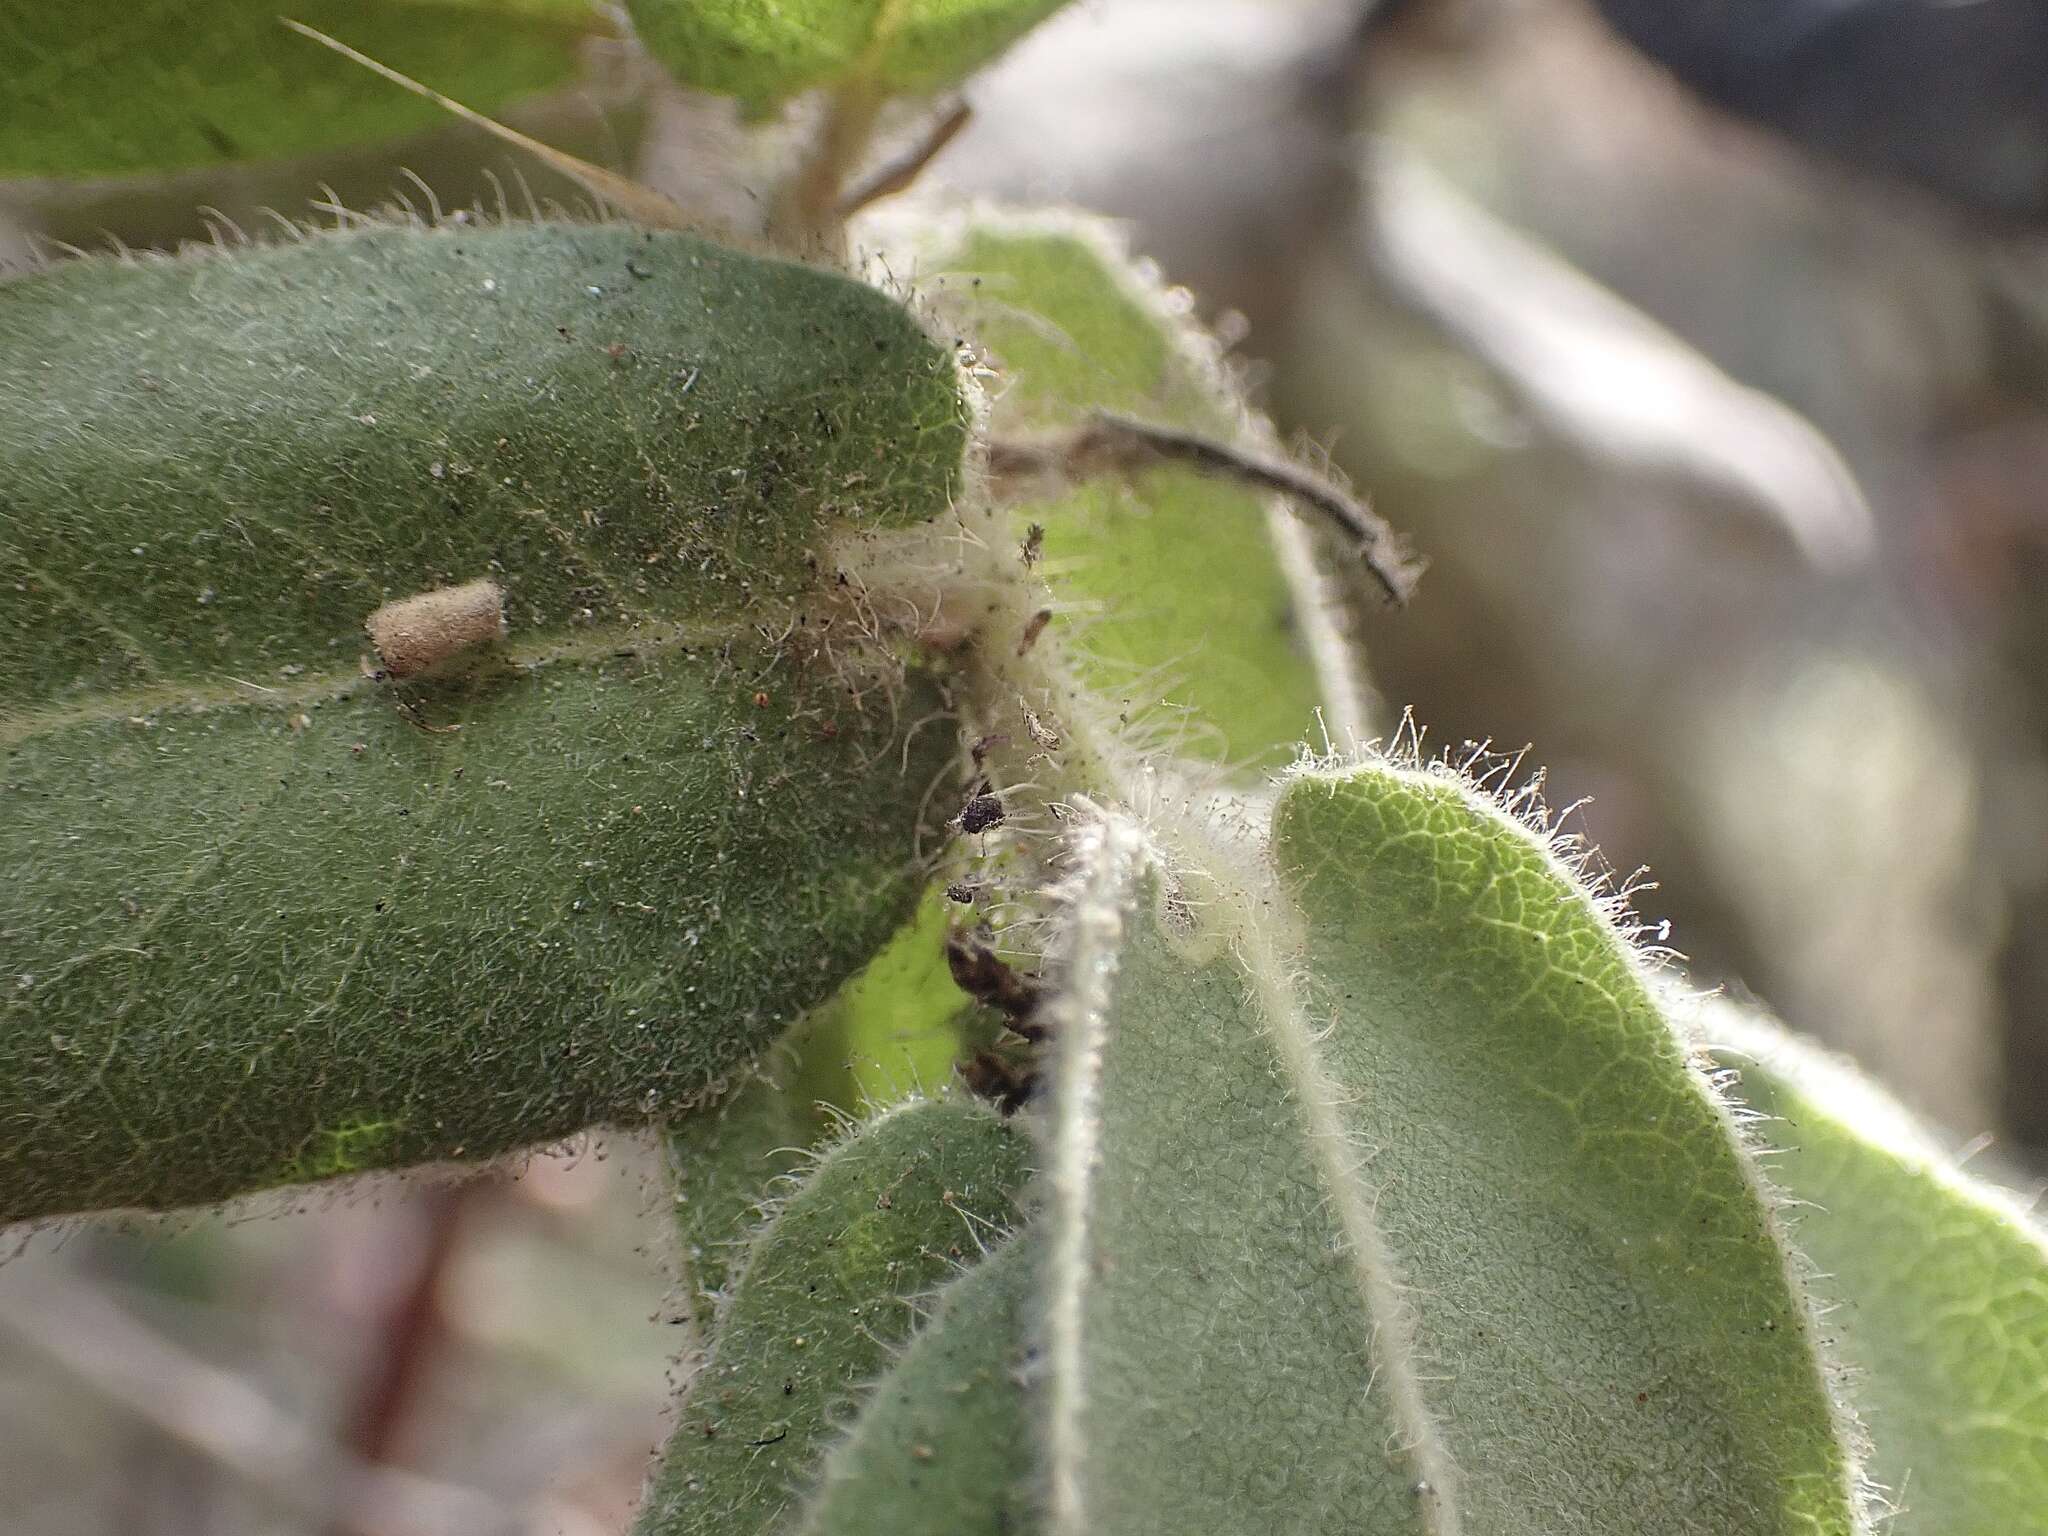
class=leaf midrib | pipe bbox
[0,613,783,749]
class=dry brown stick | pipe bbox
[0,1271,514,1536]
[988,410,1423,604]
[837,100,974,218]
[328,1181,483,1536]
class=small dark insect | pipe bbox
[1020,522,1045,568]
[961,1045,1039,1115]
[958,792,1006,836]
[945,880,978,904]
[948,931,1051,1113]
[945,932,1045,1038]
[1016,607,1053,656]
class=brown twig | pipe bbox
[988,410,1423,604]
[837,100,974,218]
[330,1181,480,1525]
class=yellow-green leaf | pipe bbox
[625,0,1072,110]
[1707,1002,2048,1535]
[0,0,611,179]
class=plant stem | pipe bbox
[766,0,915,250]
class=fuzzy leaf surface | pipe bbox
[3,647,956,1224]
[1020,771,1864,1534]
[665,890,981,1300]
[666,1051,815,1302]
[1707,1003,2048,1534]
[637,1097,1031,1536]
[934,221,1330,769]
[0,0,608,179]
[799,1231,1036,1536]
[1,224,966,712]
[1,224,968,1222]
[625,0,1072,109]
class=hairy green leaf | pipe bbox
[1706,1002,2048,1534]
[2,648,956,1223]
[799,1232,1035,1536]
[1,223,966,712]
[1014,770,1865,1533]
[1,223,971,1222]
[927,218,1344,770]
[665,891,981,1300]
[666,1049,815,1302]
[624,0,1072,110]
[0,0,609,179]
[637,1097,1031,1536]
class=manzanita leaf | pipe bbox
[1258,767,1860,1531]
[1,223,966,711]
[637,1097,1031,1536]
[2,645,956,1224]
[624,0,1073,111]
[929,218,1341,770]
[666,1050,815,1302]
[1018,771,1866,1534]
[1037,819,1418,1532]
[1705,1002,2048,1534]
[1,223,971,1222]
[0,0,609,179]
[798,1232,1036,1536]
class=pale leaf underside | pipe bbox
[800,765,1867,1534]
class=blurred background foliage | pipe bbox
[4,0,2046,1529]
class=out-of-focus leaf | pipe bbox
[0,0,611,179]
[636,1097,1031,1536]
[1706,1001,2048,1535]
[792,887,976,1116]
[625,0,1073,111]
[0,223,969,1222]
[1364,143,1873,572]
